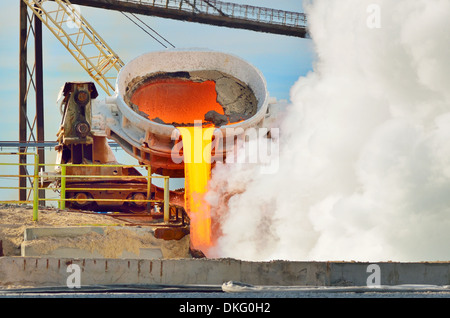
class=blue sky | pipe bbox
[0,0,314,172]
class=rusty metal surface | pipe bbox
[64,179,184,212]
[106,210,190,240]
[154,226,189,240]
[109,205,189,226]
[110,213,164,224]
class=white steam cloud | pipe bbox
[206,0,450,262]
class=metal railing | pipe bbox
[0,153,171,223]
[120,0,307,28]
[51,163,170,222]
[0,152,40,220]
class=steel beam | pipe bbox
[65,0,308,38]
[19,0,28,202]
[18,0,46,204]
[34,4,45,205]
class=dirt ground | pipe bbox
[0,204,190,257]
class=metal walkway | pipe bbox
[67,0,308,37]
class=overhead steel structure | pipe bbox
[67,0,308,38]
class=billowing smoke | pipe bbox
[206,0,450,262]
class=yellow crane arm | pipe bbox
[23,0,124,96]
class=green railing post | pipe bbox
[33,153,39,221]
[147,166,152,212]
[60,164,66,210]
[164,176,169,223]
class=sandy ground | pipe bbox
[0,204,190,258]
[0,204,128,256]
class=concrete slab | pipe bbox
[23,226,154,240]
[24,226,106,241]
[21,246,163,259]
[2,257,450,289]
[21,226,188,260]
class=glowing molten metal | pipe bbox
[178,126,215,253]
[131,77,223,254]
[131,78,225,125]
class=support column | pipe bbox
[35,4,45,205]
[19,0,28,202]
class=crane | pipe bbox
[23,0,124,96]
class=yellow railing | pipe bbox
[0,152,40,220]
[0,153,170,223]
[46,163,170,223]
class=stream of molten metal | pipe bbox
[131,78,225,255]
[177,126,215,254]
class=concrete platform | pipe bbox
[7,226,450,291]
[23,226,106,240]
[20,226,189,260]
[1,256,450,289]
